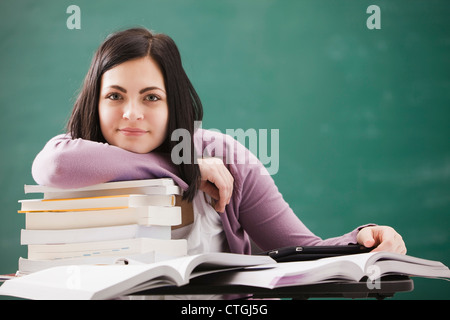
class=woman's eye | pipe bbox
[145,94,159,102]
[107,93,122,101]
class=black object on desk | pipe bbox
[257,244,374,262]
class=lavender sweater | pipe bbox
[32,129,367,254]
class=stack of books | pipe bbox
[17,178,188,274]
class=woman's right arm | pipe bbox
[32,134,187,189]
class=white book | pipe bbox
[27,238,188,260]
[0,253,274,300]
[24,206,181,230]
[38,186,183,200]
[199,252,450,289]
[17,251,168,275]
[24,178,178,199]
[37,185,182,200]
[20,224,171,245]
[19,194,176,213]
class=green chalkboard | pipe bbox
[1,0,449,299]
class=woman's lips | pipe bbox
[119,127,148,136]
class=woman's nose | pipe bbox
[122,103,144,121]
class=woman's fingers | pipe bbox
[198,157,234,213]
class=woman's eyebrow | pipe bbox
[107,85,127,93]
[105,85,165,94]
[139,86,166,94]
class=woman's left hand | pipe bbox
[197,157,234,213]
[357,226,407,254]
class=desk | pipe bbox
[131,275,414,300]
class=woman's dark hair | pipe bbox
[67,27,203,201]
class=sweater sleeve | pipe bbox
[229,139,370,252]
[31,134,188,189]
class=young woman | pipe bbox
[32,28,406,256]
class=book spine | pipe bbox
[20,225,172,245]
[23,206,182,230]
[19,194,176,212]
[24,178,176,194]
[27,238,188,260]
[42,185,182,199]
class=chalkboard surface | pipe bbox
[1,0,449,299]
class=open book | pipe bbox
[196,252,450,289]
[0,252,274,300]
[1,251,449,300]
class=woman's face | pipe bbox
[98,56,169,154]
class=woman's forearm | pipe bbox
[31,134,187,189]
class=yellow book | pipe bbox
[19,194,176,213]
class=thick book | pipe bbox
[17,252,161,275]
[19,194,176,213]
[0,253,275,300]
[23,206,181,230]
[198,252,450,289]
[27,238,188,260]
[24,178,181,199]
[20,224,171,245]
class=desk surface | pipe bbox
[132,275,414,300]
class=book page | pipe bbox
[0,264,178,300]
